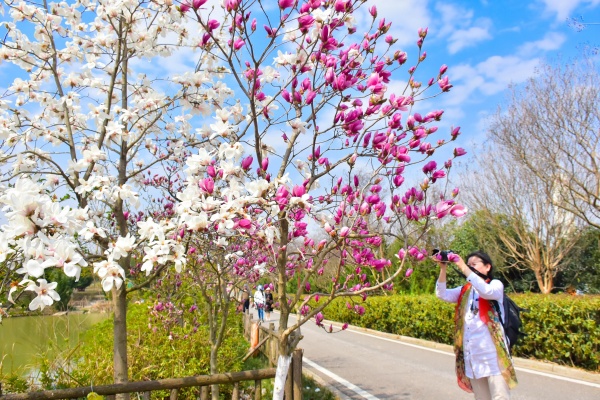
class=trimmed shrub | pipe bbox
[320,294,600,371]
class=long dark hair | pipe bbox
[465,251,494,279]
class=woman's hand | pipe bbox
[450,254,471,277]
[431,255,448,269]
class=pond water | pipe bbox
[0,313,109,376]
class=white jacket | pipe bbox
[254,290,265,306]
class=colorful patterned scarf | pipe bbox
[454,283,518,392]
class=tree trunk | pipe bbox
[113,286,130,400]
[276,218,289,332]
[210,346,219,400]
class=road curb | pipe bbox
[324,320,600,385]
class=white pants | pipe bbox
[470,375,510,400]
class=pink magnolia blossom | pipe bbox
[438,76,452,92]
[238,219,252,229]
[447,253,460,263]
[434,200,453,218]
[291,185,305,197]
[278,0,295,9]
[339,226,350,237]
[451,126,461,139]
[315,312,324,326]
[179,2,191,12]
[224,0,240,12]
[199,178,214,194]
[233,38,245,50]
[454,147,467,157]
[207,19,220,31]
[449,204,467,218]
[241,155,253,170]
[422,160,437,174]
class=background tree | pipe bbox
[487,57,600,229]
[555,226,600,293]
[459,142,584,293]
[448,210,538,292]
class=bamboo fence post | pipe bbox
[254,380,261,400]
[285,359,293,399]
[232,382,240,400]
[200,386,208,400]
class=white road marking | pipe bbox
[303,356,381,400]
[512,368,600,389]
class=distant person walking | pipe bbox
[264,286,274,321]
[254,285,265,322]
[241,283,251,313]
[434,250,517,400]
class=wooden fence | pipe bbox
[0,313,304,399]
[242,313,304,400]
[0,369,276,399]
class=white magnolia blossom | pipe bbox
[218,142,244,161]
[245,179,270,199]
[94,258,126,292]
[111,184,141,209]
[43,243,88,281]
[180,212,210,231]
[25,279,61,311]
[79,220,108,241]
[141,244,171,275]
[221,178,244,200]
[253,262,266,274]
[109,234,136,260]
[287,118,307,134]
[273,50,297,66]
[16,259,46,279]
[137,218,167,242]
[0,232,15,263]
[186,148,214,174]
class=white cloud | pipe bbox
[447,25,493,54]
[518,31,567,55]
[433,2,493,54]
[476,56,540,95]
[435,2,474,37]
[539,0,600,21]
[364,0,432,47]
[445,56,540,106]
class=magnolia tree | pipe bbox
[0,0,467,395]
[173,0,468,391]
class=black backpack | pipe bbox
[492,294,527,352]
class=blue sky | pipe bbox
[379,0,600,162]
[1,0,598,173]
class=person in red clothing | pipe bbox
[434,251,517,400]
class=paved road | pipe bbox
[263,312,600,400]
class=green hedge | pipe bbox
[319,294,600,371]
